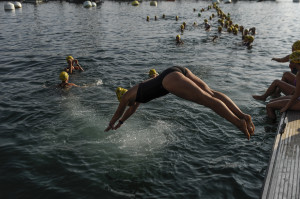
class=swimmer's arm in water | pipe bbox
[69,83,80,87]
[113,103,140,130]
[272,54,290,62]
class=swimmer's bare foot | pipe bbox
[252,95,266,101]
[238,119,250,140]
[244,114,255,136]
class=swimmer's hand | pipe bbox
[105,124,114,132]
[105,121,123,132]
[113,121,122,130]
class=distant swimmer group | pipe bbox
[105,66,255,140]
[65,56,84,74]
[58,56,84,89]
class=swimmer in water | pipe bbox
[65,56,84,74]
[148,69,159,78]
[176,35,184,45]
[204,22,211,31]
[243,35,254,48]
[58,71,79,89]
[272,40,300,74]
[105,66,255,140]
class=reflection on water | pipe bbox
[0,0,300,198]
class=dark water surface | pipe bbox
[1,0,300,198]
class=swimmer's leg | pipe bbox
[267,99,300,120]
[163,72,251,140]
[185,68,255,134]
[281,72,296,85]
[253,80,295,101]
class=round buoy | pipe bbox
[14,2,22,8]
[91,2,96,7]
[150,1,157,6]
[4,2,15,10]
[131,1,139,6]
[83,1,92,8]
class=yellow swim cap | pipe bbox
[289,50,300,63]
[66,56,74,62]
[246,35,254,43]
[59,71,69,81]
[115,87,128,102]
[149,69,158,78]
[292,40,300,51]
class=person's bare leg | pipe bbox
[185,68,255,135]
[266,99,289,120]
[281,72,296,85]
[269,95,292,103]
[274,72,297,96]
[253,80,295,101]
[267,99,300,120]
[162,72,251,140]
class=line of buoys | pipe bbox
[14,2,22,8]
[4,2,15,10]
[83,1,92,8]
[83,1,97,8]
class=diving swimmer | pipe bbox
[105,66,255,140]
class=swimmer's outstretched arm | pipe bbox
[271,54,290,62]
[113,103,140,130]
[105,99,130,132]
[71,83,80,87]
[105,102,140,132]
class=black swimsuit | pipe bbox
[135,66,187,103]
